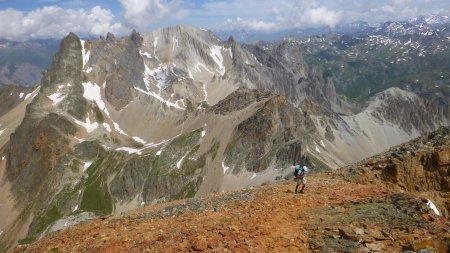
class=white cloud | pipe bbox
[226,17,277,32]
[219,0,342,32]
[299,6,342,27]
[0,6,123,41]
[119,0,182,28]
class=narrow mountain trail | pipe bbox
[13,173,449,253]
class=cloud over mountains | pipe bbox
[0,0,449,40]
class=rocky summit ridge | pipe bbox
[12,127,450,252]
[0,26,449,251]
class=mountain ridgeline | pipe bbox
[283,15,450,105]
[0,24,449,251]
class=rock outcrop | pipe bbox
[341,126,450,217]
[224,94,316,173]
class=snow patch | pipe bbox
[315,145,321,153]
[74,137,85,143]
[72,205,79,212]
[176,154,187,169]
[113,122,128,136]
[250,173,257,180]
[209,45,226,76]
[201,83,208,102]
[139,63,186,110]
[172,36,179,52]
[83,161,93,172]
[1,156,5,161]
[47,92,66,106]
[135,87,185,110]
[427,199,441,216]
[19,92,24,99]
[222,160,230,174]
[320,140,325,147]
[80,40,90,69]
[0,128,5,136]
[116,136,176,156]
[201,129,206,138]
[139,50,152,59]
[24,87,39,100]
[153,36,158,48]
[227,47,233,59]
[143,63,173,91]
[116,147,142,154]
[72,116,98,133]
[82,82,110,116]
[188,69,194,79]
[85,67,93,73]
[194,62,214,75]
[156,149,163,156]
[132,136,147,145]
[102,123,112,132]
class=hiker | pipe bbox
[293,164,308,193]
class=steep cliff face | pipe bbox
[223,92,317,173]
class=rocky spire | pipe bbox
[130,29,143,47]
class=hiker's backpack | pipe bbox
[294,165,304,177]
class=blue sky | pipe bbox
[0,0,449,41]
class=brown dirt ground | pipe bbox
[12,173,450,253]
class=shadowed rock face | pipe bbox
[224,94,317,173]
[209,87,272,115]
[41,33,82,88]
[6,113,77,202]
[91,36,144,110]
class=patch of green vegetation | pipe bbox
[152,128,203,176]
[184,98,193,109]
[79,175,113,216]
[206,140,220,160]
[93,104,105,123]
[170,128,203,148]
[86,156,105,176]
[182,154,206,175]
[18,236,36,245]
[79,155,117,216]
[29,206,62,236]
[188,144,201,156]
[171,177,202,200]
[197,101,209,109]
